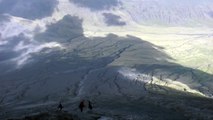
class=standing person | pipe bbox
[88,100,93,110]
[57,102,63,111]
[79,100,85,112]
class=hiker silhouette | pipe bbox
[79,100,85,112]
[88,100,93,110]
[57,102,63,111]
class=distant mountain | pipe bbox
[121,0,213,26]
[67,0,213,27]
[0,0,212,26]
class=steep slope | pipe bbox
[0,15,213,119]
[0,0,213,119]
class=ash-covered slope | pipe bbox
[0,15,213,119]
[0,0,213,119]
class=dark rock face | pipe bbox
[0,0,58,20]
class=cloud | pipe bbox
[0,14,10,22]
[0,33,62,67]
[70,0,119,11]
[0,0,58,20]
[0,34,25,62]
[34,15,84,43]
[12,41,62,66]
[208,11,213,18]
[103,13,126,26]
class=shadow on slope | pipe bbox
[0,14,213,119]
[1,15,212,102]
[33,15,213,97]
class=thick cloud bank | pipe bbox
[103,13,126,26]
[0,0,58,20]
